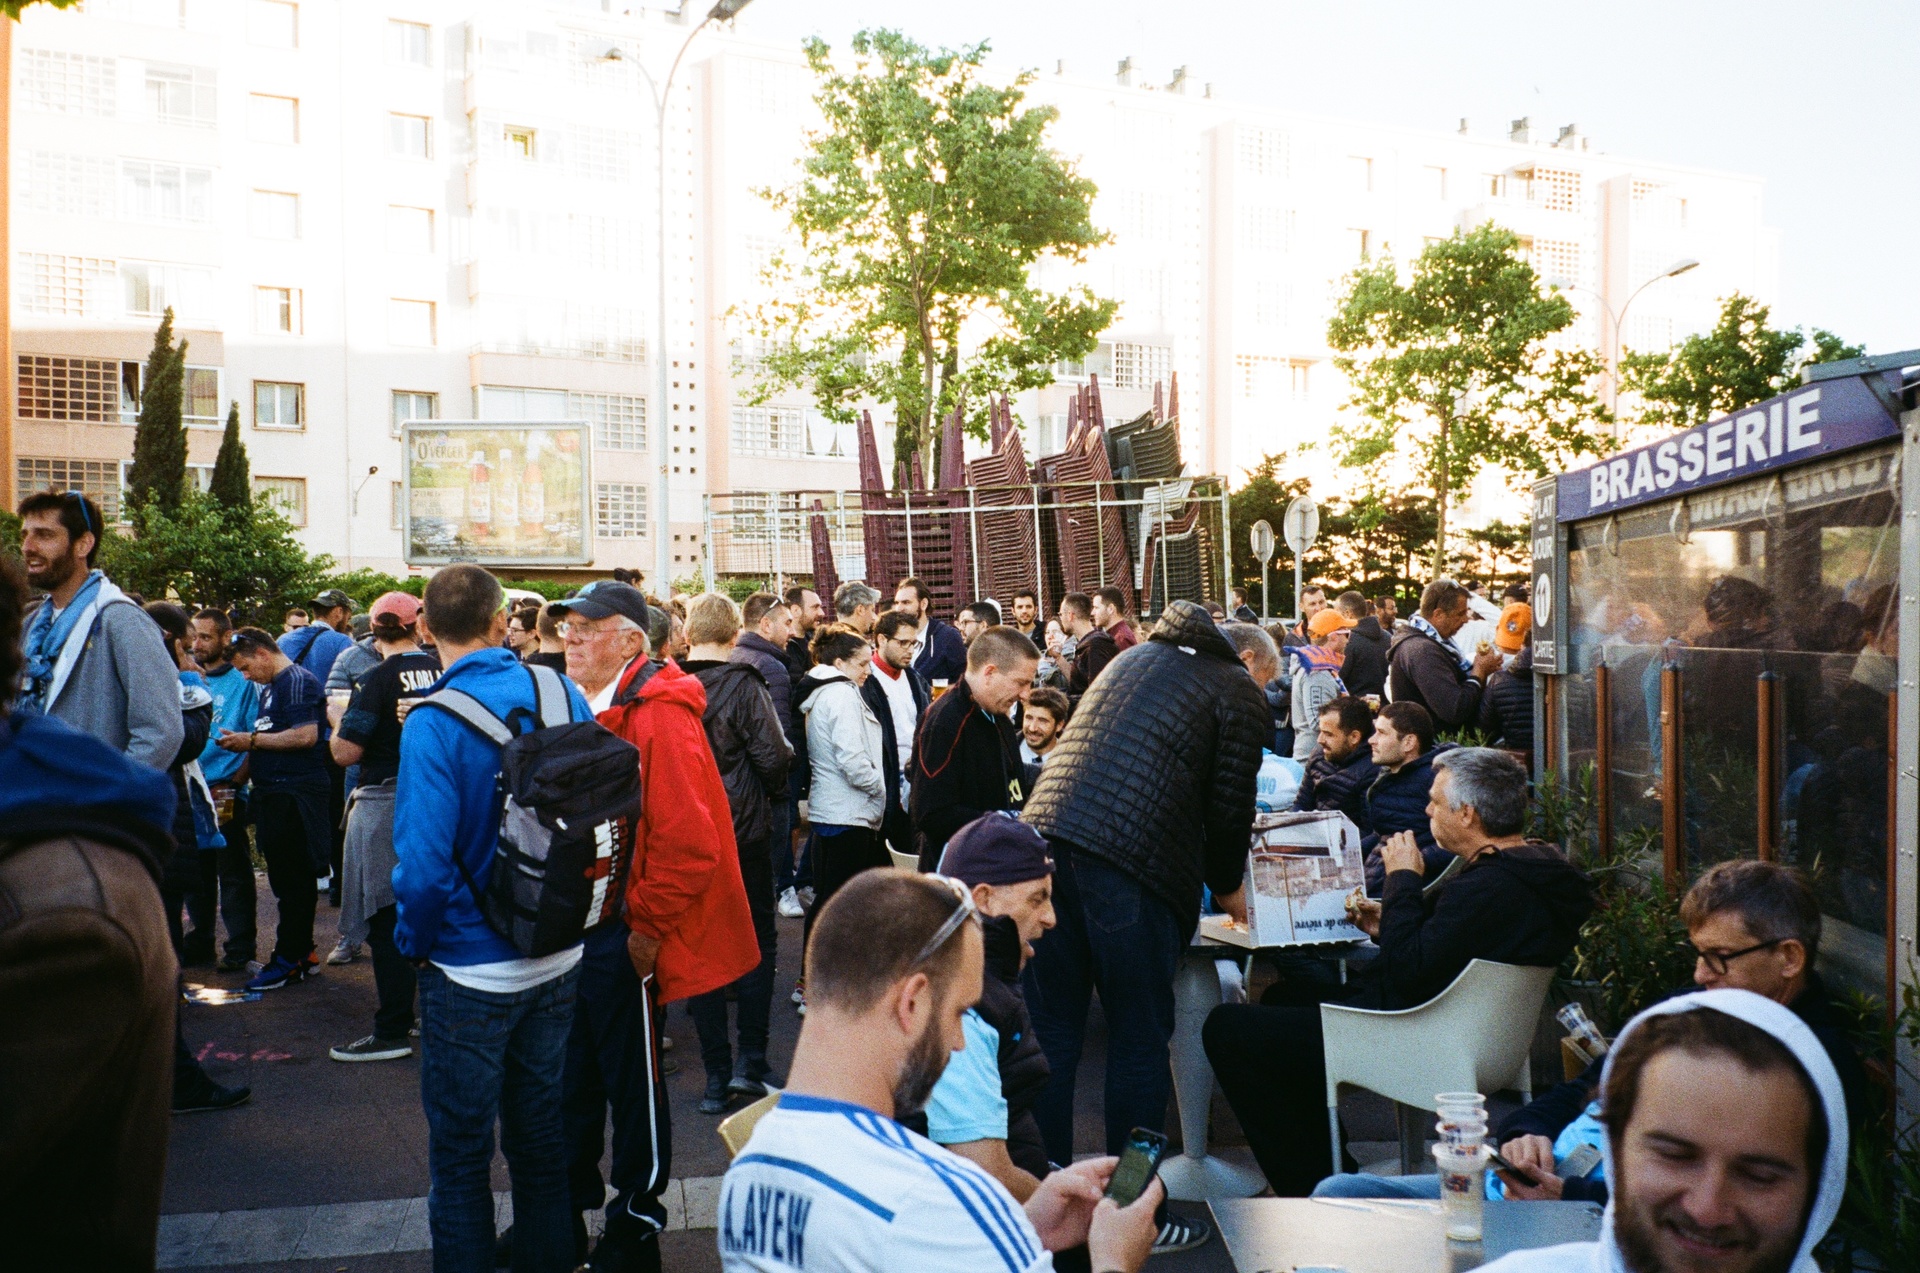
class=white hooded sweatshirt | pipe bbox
[1478,988,1849,1273]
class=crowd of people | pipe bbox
[0,484,1866,1273]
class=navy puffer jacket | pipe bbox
[1361,743,1455,892]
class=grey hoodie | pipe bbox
[29,580,183,771]
[1478,988,1848,1273]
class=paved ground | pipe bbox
[165,873,1424,1271]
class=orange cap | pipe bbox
[1495,602,1532,653]
[1308,608,1356,638]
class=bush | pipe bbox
[101,491,332,624]
[1832,974,1920,1269]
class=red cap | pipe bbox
[370,591,421,626]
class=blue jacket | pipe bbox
[279,624,353,698]
[911,617,967,685]
[0,709,177,869]
[196,663,259,785]
[392,648,594,965]
[1362,743,1455,892]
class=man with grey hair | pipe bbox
[833,580,881,636]
[1203,746,1595,1196]
[1220,621,1281,687]
[552,582,654,713]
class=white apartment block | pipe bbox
[11,0,1777,578]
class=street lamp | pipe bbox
[1549,257,1699,433]
[620,0,755,595]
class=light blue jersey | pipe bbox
[197,663,259,784]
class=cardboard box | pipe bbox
[1200,810,1367,948]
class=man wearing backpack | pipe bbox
[394,565,600,1273]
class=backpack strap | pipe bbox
[526,663,571,728]
[414,687,515,746]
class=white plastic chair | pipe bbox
[1320,959,1556,1174]
[719,1092,780,1158]
[888,848,919,872]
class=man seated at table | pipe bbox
[1202,748,1595,1196]
[1360,701,1452,892]
[1314,857,1866,1206]
[1479,989,1846,1273]
[1292,696,1378,832]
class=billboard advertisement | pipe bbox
[402,421,593,567]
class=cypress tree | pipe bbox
[210,399,252,515]
[126,308,189,521]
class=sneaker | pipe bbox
[245,955,307,991]
[216,952,255,974]
[728,1071,782,1099]
[495,1214,589,1269]
[790,980,806,1006]
[173,1080,252,1114]
[796,886,816,910]
[300,950,323,975]
[326,937,362,965]
[777,887,804,918]
[700,1073,735,1115]
[330,1034,413,1063]
[589,1213,660,1272]
[661,1033,674,1052]
[1151,1214,1213,1255]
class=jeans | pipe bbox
[252,785,324,962]
[688,838,777,1083]
[1312,1172,1442,1199]
[1022,846,1183,1162]
[367,905,417,1041]
[419,961,580,1273]
[801,826,888,976]
[1202,977,1354,1196]
[564,922,672,1255]
[769,797,796,895]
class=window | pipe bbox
[503,125,536,159]
[1536,167,1582,214]
[1234,354,1311,401]
[19,50,117,117]
[254,380,305,429]
[565,124,636,182]
[386,206,435,253]
[147,64,217,127]
[389,113,431,159]
[21,152,115,217]
[476,385,567,420]
[596,483,647,538]
[122,160,213,224]
[391,390,439,435]
[184,366,222,425]
[575,392,646,450]
[1349,228,1371,261]
[1291,361,1312,399]
[255,286,301,333]
[253,476,307,526]
[472,297,645,362]
[17,253,116,317]
[389,19,430,65]
[17,457,124,523]
[248,93,299,143]
[1236,204,1291,255]
[389,299,437,346]
[251,190,301,238]
[1110,342,1171,391]
[123,261,214,318]
[1424,165,1448,201]
[247,0,297,47]
[729,406,803,456]
[1347,155,1373,193]
[1237,126,1289,179]
[16,356,138,422]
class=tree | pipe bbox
[209,400,252,514]
[1619,293,1865,432]
[1327,224,1608,578]
[103,491,330,624]
[125,309,188,522]
[742,30,1117,474]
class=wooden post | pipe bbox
[1661,663,1684,886]
[1756,671,1782,861]
[1541,674,1559,775]
[1595,663,1614,861]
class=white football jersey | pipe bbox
[718,1092,1052,1273]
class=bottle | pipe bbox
[494,448,520,546]
[520,452,546,539]
[466,451,492,537]
[1556,1002,1610,1060]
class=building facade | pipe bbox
[10,0,1777,579]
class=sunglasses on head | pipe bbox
[911,874,980,966]
[65,491,95,536]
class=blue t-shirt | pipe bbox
[250,663,328,788]
[197,663,260,785]
[924,1009,1009,1146]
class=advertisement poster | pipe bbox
[403,421,593,567]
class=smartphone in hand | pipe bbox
[1105,1127,1170,1208]
[1486,1147,1539,1186]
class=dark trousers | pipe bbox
[1202,983,1347,1197]
[202,791,258,960]
[419,962,578,1273]
[564,922,671,1259]
[775,771,811,892]
[367,905,418,1041]
[326,760,346,900]
[252,785,323,962]
[161,836,205,959]
[688,838,777,1083]
[1022,847,1183,1162]
[801,826,888,974]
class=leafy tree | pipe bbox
[1619,293,1865,432]
[103,491,330,623]
[3,1,82,17]
[1327,224,1608,578]
[125,309,188,522]
[741,29,1116,474]
[209,400,252,514]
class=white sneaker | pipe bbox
[796,886,816,910]
[326,937,362,966]
[777,887,804,918]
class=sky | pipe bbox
[726,0,1919,357]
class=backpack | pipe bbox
[417,664,642,957]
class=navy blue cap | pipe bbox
[938,814,1054,887]
[547,580,654,632]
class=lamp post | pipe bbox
[617,0,754,595]
[1549,257,1698,434]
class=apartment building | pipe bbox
[10,0,1777,577]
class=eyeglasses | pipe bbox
[1694,938,1783,976]
[557,621,624,639]
[911,874,980,966]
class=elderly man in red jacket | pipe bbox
[547,581,757,1273]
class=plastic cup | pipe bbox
[1435,1143,1489,1241]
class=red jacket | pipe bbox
[598,658,758,1003]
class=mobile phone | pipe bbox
[1105,1127,1169,1207]
[1485,1148,1538,1186]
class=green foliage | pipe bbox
[126,309,189,523]
[498,578,576,602]
[740,29,1116,473]
[1831,974,1920,1269]
[209,401,252,514]
[671,575,764,605]
[3,0,82,17]
[1528,764,1599,861]
[1327,224,1608,577]
[102,491,332,624]
[1620,293,1866,432]
[315,568,413,607]
[0,509,19,557]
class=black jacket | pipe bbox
[1478,646,1534,752]
[732,632,795,749]
[1362,745,1454,892]
[860,663,930,818]
[979,914,1051,1177]
[681,660,793,850]
[910,676,1024,870]
[1387,623,1485,730]
[1293,746,1379,832]
[1341,616,1390,699]
[1067,626,1118,696]
[783,633,814,791]
[1022,601,1269,936]
[1354,839,1594,1010]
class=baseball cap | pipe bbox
[370,591,422,627]
[311,588,354,611]
[1308,608,1356,638]
[547,580,654,632]
[1495,602,1533,653]
[937,814,1054,887]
